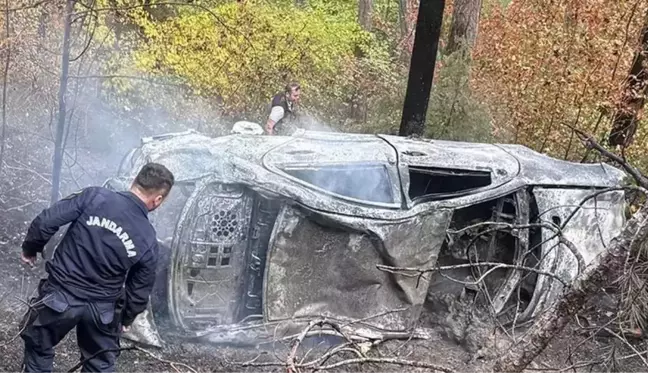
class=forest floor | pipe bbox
[0,217,647,372]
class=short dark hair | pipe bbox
[285,81,300,94]
[134,162,174,195]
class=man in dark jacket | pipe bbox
[265,82,301,135]
[19,162,174,373]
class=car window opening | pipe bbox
[408,166,492,201]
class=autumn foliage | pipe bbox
[473,0,648,166]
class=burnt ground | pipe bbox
[0,220,647,372]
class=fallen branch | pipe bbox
[317,357,453,371]
[238,345,451,372]
[287,320,323,373]
[232,317,452,372]
[286,319,363,373]
[604,327,648,367]
[377,262,569,287]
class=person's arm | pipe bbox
[266,106,285,135]
[21,188,92,262]
[122,244,158,327]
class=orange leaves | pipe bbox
[473,0,648,161]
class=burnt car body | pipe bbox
[102,129,627,347]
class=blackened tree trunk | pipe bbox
[0,0,9,176]
[446,0,482,55]
[51,0,73,205]
[493,200,648,372]
[359,0,373,31]
[399,0,446,137]
[608,8,648,148]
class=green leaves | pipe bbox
[122,0,403,126]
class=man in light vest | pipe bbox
[265,82,301,135]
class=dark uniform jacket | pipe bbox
[21,186,159,326]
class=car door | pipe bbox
[262,204,453,331]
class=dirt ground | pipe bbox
[0,221,647,373]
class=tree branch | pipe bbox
[572,127,648,188]
[448,221,586,274]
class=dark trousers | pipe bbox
[19,280,122,373]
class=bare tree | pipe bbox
[608,7,648,148]
[51,0,73,205]
[445,0,482,55]
[358,0,373,31]
[397,0,408,37]
[0,0,9,176]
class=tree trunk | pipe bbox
[608,7,648,148]
[359,0,373,31]
[0,0,8,177]
[38,4,47,38]
[51,0,73,205]
[399,0,446,137]
[445,0,482,55]
[493,201,648,372]
[398,0,408,37]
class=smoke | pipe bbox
[297,108,339,133]
[0,6,234,270]
[79,78,226,172]
[299,114,337,133]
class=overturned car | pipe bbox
[103,129,628,347]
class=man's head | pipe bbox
[284,82,301,103]
[130,162,175,212]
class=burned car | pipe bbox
[102,129,627,347]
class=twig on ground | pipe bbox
[237,346,452,372]
[133,345,198,373]
[286,319,364,373]
[604,327,648,367]
[316,356,453,371]
[67,347,136,372]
